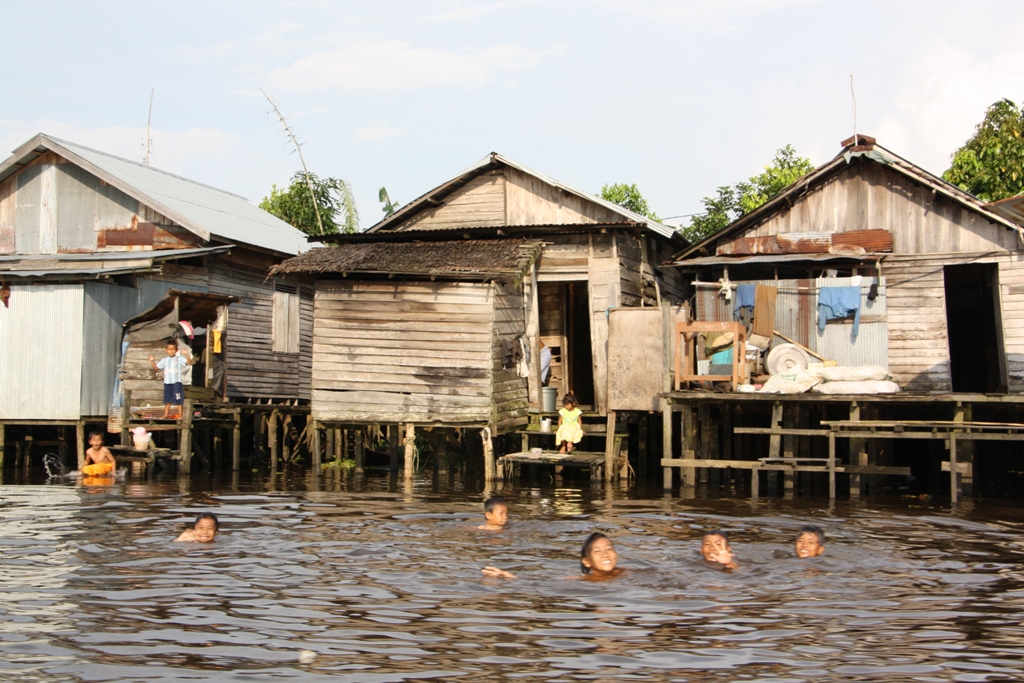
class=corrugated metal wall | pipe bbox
[694,276,888,368]
[81,282,147,417]
[0,283,84,419]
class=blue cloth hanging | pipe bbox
[818,286,862,336]
[733,283,755,321]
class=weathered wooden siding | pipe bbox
[397,171,506,230]
[537,233,590,279]
[505,167,624,226]
[491,281,529,432]
[616,231,644,307]
[744,163,1018,254]
[208,249,310,401]
[0,175,15,254]
[311,280,495,424]
[649,235,686,303]
[885,255,956,391]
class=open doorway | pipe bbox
[944,263,1007,393]
[538,281,595,408]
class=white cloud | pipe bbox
[597,0,820,29]
[427,0,543,22]
[875,29,1024,176]
[267,39,547,93]
[351,125,405,143]
[166,41,239,66]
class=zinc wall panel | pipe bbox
[81,282,146,417]
[0,283,84,419]
[816,276,889,368]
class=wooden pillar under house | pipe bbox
[334,428,342,461]
[848,402,866,499]
[661,397,673,490]
[682,402,698,487]
[355,428,365,475]
[481,427,495,482]
[213,428,223,470]
[325,429,335,464]
[0,423,5,470]
[389,424,399,472]
[22,434,32,472]
[231,410,240,472]
[121,390,132,447]
[698,404,711,485]
[269,410,279,473]
[767,401,783,494]
[783,403,797,495]
[955,402,974,497]
[435,429,447,476]
[75,420,86,470]
[180,398,194,474]
[603,411,617,482]
[404,423,416,481]
[311,420,322,473]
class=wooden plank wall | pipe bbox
[616,231,644,307]
[396,171,506,230]
[538,281,565,394]
[311,280,495,424]
[208,250,312,401]
[741,163,1018,254]
[505,167,625,226]
[649,234,686,303]
[883,252,1024,392]
[491,280,529,432]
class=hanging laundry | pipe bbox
[733,284,755,322]
[212,329,223,354]
[818,286,862,336]
[179,320,194,339]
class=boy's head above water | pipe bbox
[483,497,508,527]
[795,525,825,558]
[701,531,733,563]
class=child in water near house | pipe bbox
[701,530,738,570]
[149,339,195,419]
[476,497,509,530]
[81,432,116,477]
[175,513,218,543]
[482,532,624,581]
[794,525,825,558]
[556,392,583,454]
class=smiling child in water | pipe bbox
[701,530,738,570]
[482,531,624,580]
[795,525,825,558]
[175,513,218,543]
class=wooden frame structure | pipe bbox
[674,320,748,389]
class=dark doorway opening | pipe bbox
[567,282,595,407]
[943,263,1006,393]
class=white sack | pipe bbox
[759,367,820,394]
[812,380,900,394]
[812,365,891,382]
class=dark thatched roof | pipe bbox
[271,239,540,280]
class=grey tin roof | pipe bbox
[0,134,310,256]
[0,245,231,279]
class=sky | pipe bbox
[2,0,1023,230]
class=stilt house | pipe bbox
[667,135,1024,394]
[275,153,687,434]
[0,134,313,433]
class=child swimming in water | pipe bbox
[794,525,825,558]
[482,531,623,580]
[701,530,738,570]
[476,496,509,530]
[81,432,116,477]
[175,513,218,543]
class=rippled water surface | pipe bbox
[3,471,1024,682]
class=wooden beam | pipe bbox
[661,397,673,490]
[269,410,279,473]
[181,398,194,474]
[75,420,85,470]
[311,420,321,473]
[405,423,416,481]
[604,410,617,482]
[231,410,240,472]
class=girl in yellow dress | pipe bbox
[556,393,583,454]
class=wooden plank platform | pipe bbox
[499,450,606,480]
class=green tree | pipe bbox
[944,98,1024,202]
[683,145,815,243]
[379,186,400,217]
[600,182,660,221]
[260,171,359,236]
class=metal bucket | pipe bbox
[542,387,558,412]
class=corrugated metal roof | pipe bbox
[670,253,878,267]
[0,246,231,278]
[989,194,1024,226]
[0,134,310,256]
[363,152,685,244]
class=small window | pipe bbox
[272,283,300,354]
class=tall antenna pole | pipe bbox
[261,89,324,235]
[144,88,155,165]
[849,74,858,147]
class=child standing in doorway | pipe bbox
[149,339,195,419]
[556,392,583,454]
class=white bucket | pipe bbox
[133,434,151,451]
[539,418,552,433]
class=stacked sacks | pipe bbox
[809,366,899,394]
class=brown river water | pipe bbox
[3,470,1024,683]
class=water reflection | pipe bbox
[1,474,1024,682]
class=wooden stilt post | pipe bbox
[326,429,335,464]
[231,410,240,472]
[436,429,447,476]
[828,430,836,500]
[698,403,710,485]
[682,402,697,487]
[75,420,86,470]
[269,410,279,473]
[955,402,974,497]
[334,428,342,461]
[254,411,264,467]
[121,390,132,447]
[404,423,416,481]
[849,401,864,499]
[782,403,796,495]
[311,419,321,473]
[58,427,68,468]
[355,427,365,475]
[481,427,494,482]
[389,424,400,472]
[23,434,32,472]
[180,398,194,474]
[0,422,5,470]
[949,432,959,504]
[604,410,617,482]
[661,398,673,490]
[213,428,223,470]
